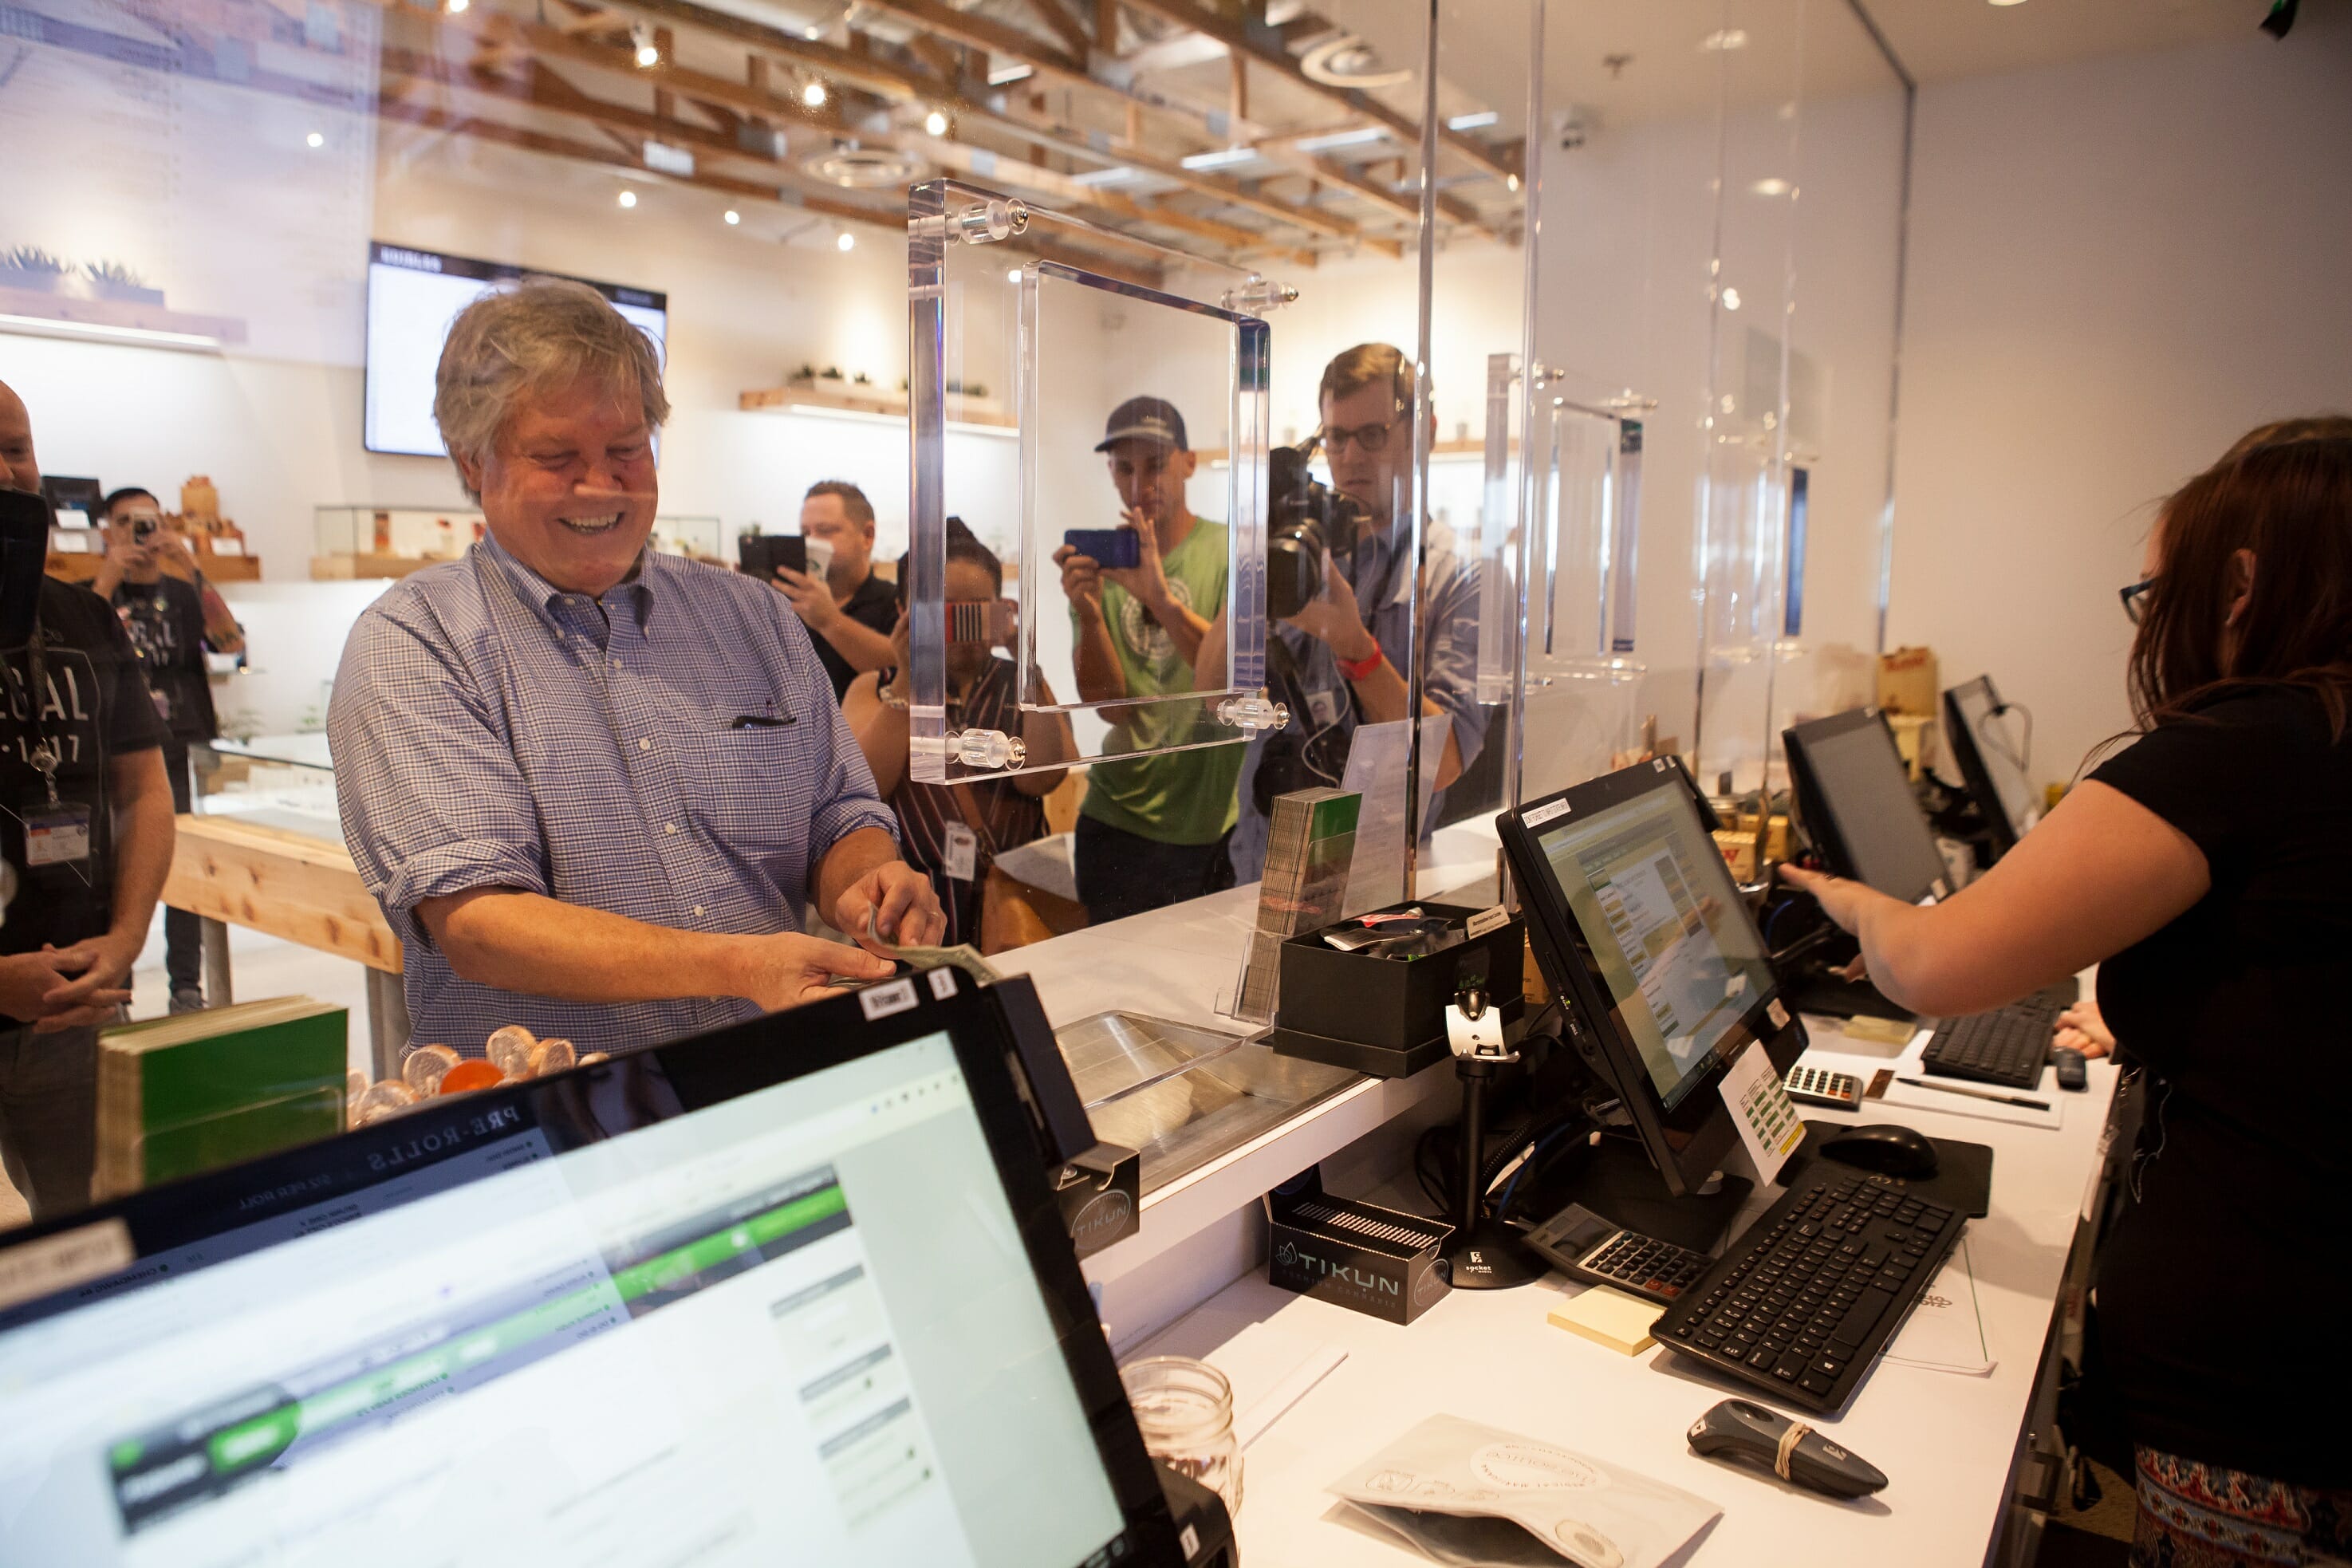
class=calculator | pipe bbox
[1783,1062,1862,1109]
[1522,1203,1712,1304]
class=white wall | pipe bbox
[1889,16,2352,790]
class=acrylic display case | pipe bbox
[195,732,343,843]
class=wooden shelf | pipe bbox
[740,380,1015,429]
[310,553,447,581]
[47,551,261,583]
[1196,436,1503,465]
[0,282,249,344]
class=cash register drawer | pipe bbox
[1056,1011,1357,1195]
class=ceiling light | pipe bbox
[802,80,828,108]
[1721,286,1742,310]
[632,23,659,68]
[1292,127,1386,153]
[803,145,923,187]
[724,209,741,225]
[1989,0,2027,6]
[1445,110,1499,132]
[1070,165,1142,187]
[1179,146,1257,171]
[924,108,948,136]
[443,0,467,12]
[1007,269,1022,283]
[617,189,637,208]
[1507,172,1520,191]
[1751,177,1791,196]
[987,62,1034,85]
[837,230,856,252]
[305,131,324,148]
[1301,34,1412,89]
[1700,29,1748,50]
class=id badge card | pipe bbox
[943,822,979,883]
[26,803,93,867]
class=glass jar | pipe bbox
[1119,1356,1242,1515]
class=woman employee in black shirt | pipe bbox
[1787,429,2352,1562]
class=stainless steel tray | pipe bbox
[1056,1011,1359,1194]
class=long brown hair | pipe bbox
[2129,433,2352,735]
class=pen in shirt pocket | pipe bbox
[729,699,795,728]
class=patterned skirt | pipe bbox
[2133,1446,2352,1566]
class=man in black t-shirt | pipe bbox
[92,487,245,1012]
[0,380,177,1219]
[769,480,897,702]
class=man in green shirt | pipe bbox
[1051,397,1245,920]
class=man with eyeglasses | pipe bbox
[1202,343,1486,881]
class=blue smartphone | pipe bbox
[1062,527,1141,569]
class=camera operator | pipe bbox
[1198,345,1485,881]
[91,487,245,1013]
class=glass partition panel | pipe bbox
[906,179,1281,787]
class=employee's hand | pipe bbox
[1281,554,1376,664]
[16,939,137,1032]
[1101,510,1172,615]
[772,565,841,634]
[834,860,947,952]
[2055,999,2114,1060]
[0,951,85,1026]
[1053,544,1104,621]
[735,932,896,1011]
[1778,864,1881,937]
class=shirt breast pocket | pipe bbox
[673,703,806,857]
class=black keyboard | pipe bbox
[1653,1169,1964,1413]
[1921,998,2064,1089]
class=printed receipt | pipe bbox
[1717,1042,1806,1183]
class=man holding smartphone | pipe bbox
[769,480,897,702]
[1050,397,1244,920]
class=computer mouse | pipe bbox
[1688,1399,1889,1499]
[1818,1122,1939,1180]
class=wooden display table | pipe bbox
[164,814,408,1080]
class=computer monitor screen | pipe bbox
[1944,676,2038,853]
[1785,709,1950,906]
[0,987,1152,1567]
[1500,761,1802,1196]
[364,243,668,457]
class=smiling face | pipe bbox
[0,380,39,496]
[1105,437,1195,526]
[460,376,658,596]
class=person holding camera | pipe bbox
[768,479,897,703]
[843,523,1074,947]
[90,487,245,1013]
[1050,396,1246,921]
[1200,344,1486,882]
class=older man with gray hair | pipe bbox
[329,278,941,1058]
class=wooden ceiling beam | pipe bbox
[1018,0,1093,60]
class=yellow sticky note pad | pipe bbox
[1547,1285,1665,1357]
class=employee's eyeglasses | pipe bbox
[2119,576,2158,625]
[1314,417,1402,456]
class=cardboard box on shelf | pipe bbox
[1877,646,1938,716]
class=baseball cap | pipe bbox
[1093,396,1188,453]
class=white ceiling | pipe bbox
[1865,0,2279,85]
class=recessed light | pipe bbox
[1721,286,1742,310]
[723,209,741,225]
[924,109,949,136]
[1007,268,1022,283]
[1989,0,2027,6]
[803,80,828,108]
[1751,177,1791,196]
[1700,28,1747,50]
[1507,172,1520,191]
[306,131,325,148]
[837,230,856,251]
[618,190,637,208]
[636,41,660,66]
[444,0,467,12]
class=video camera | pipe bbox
[1266,443,1372,621]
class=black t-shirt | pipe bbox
[110,573,217,743]
[2087,684,2352,1484]
[810,572,899,703]
[4,578,169,1012]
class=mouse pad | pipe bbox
[1773,1119,1994,1217]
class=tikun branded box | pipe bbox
[1054,1143,1140,1259]
[1266,1171,1452,1326]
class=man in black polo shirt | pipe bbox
[0,379,177,1219]
[93,486,245,1013]
[770,479,897,702]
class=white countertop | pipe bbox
[1140,1039,2120,1566]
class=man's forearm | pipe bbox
[1139,592,1211,668]
[429,889,757,1003]
[1073,613,1128,703]
[814,826,903,932]
[108,751,175,946]
[195,577,245,655]
[817,615,894,675]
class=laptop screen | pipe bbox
[1528,778,1778,1113]
[0,1026,1131,1566]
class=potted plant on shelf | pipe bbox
[1,246,70,294]
[83,259,163,305]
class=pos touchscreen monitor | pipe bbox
[0,977,1183,1568]
[1499,758,1808,1197]
[1783,707,1952,908]
[1944,675,2039,857]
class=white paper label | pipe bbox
[1522,798,1573,828]
[26,806,93,867]
[943,821,978,882]
[1718,1042,1806,1182]
[210,538,245,556]
[1464,904,1510,940]
[857,978,919,1020]
[0,1218,133,1311]
[926,967,958,1001]
[1767,999,1791,1030]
